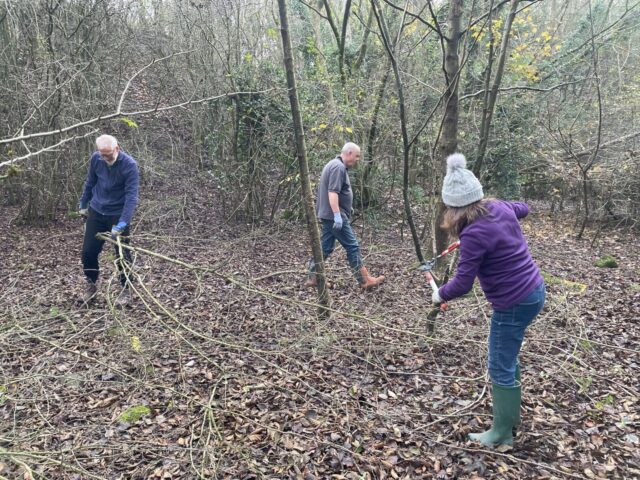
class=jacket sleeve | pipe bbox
[79,156,97,208]
[507,201,529,219]
[438,230,487,302]
[118,160,139,225]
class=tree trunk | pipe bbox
[472,0,520,176]
[372,0,424,263]
[361,66,390,208]
[435,0,464,253]
[277,0,331,316]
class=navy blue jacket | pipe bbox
[79,150,139,225]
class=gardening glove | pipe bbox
[332,212,343,234]
[78,202,88,218]
[432,287,443,305]
[111,221,127,240]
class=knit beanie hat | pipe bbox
[441,153,484,207]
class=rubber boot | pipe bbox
[469,383,521,447]
[358,266,385,290]
[515,364,521,428]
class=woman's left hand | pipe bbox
[432,287,442,304]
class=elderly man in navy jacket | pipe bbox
[78,134,139,305]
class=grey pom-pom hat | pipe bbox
[442,153,484,207]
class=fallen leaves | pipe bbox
[0,201,638,479]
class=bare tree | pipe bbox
[277,0,331,316]
[434,0,464,253]
[472,0,520,176]
[371,0,424,263]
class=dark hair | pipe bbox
[441,198,494,239]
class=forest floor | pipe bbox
[1,172,639,480]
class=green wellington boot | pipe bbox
[515,364,521,428]
[469,382,521,447]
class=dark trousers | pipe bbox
[82,207,132,287]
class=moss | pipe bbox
[540,270,587,293]
[119,405,151,423]
[594,255,618,268]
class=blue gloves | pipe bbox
[332,212,343,234]
[78,202,88,218]
[111,221,127,239]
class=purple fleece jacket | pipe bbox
[438,200,543,310]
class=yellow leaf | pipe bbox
[119,117,138,128]
[131,336,141,353]
[345,127,353,133]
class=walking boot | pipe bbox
[82,280,97,304]
[115,288,132,307]
[469,382,521,447]
[358,266,385,291]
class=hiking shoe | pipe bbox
[82,280,97,303]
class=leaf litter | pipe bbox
[0,180,639,479]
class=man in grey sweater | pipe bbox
[306,142,385,290]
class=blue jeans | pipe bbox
[488,282,545,386]
[308,218,363,283]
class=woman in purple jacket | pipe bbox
[431,153,545,448]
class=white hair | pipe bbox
[341,142,360,154]
[96,134,118,150]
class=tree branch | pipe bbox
[379,0,440,35]
[459,78,590,101]
[0,89,275,147]
[0,129,99,168]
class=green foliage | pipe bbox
[409,184,428,205]
[119,405,151,423]
[579,339,595,352]
[0,164,22,180]
[595,394,614,410]
[118,117,139,128]
[594,255,618,268]
[483,139,524,200]
[576,376,592,394]
[540,270,588,293]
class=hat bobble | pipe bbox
[447,153,467,172]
